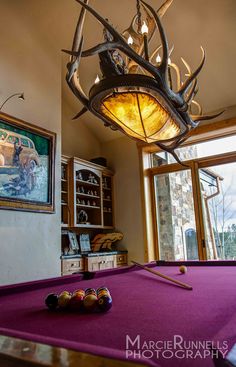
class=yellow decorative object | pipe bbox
[91,232,123,252]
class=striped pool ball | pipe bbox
[97,295,112,312]
[85,288,96,296]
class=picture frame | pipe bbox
[0,112,56,213]
[79,233,91,253]
[68,232,79,252]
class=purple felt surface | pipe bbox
[0,264,235,367]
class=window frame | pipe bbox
[139,117,236,261]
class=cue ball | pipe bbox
[179,265,187,274]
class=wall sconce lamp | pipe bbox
[0,93,25,111]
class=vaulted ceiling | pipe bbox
[61,0,236,141]
[6,0,236,142]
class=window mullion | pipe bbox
[191,161,207,260]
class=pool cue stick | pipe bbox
[131,261,193,290]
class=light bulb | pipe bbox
[128,35,133,45]
[156,54,161,63]
[141,21,148,35]
[95,75,100,84]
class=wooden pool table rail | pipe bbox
[0,334,147,367]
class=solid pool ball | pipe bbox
[45,293,58,310]
[179,265,187,274]
[98,295,112,312]
[69,292,84,311]
[58,292,71,309]
[60,290,71,296]
[73,289,85,297]
[83,294,98,312]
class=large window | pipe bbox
[141,124,236,261]
[152,135,236,167]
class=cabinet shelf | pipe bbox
[61,223,69,228]
[62,157,114,228]
[77,192,100,199]
[61,156,70,227]
[77,204,100,209]
[76,224,103,229]
[76,179,99,187]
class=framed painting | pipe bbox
[0,112,56,213]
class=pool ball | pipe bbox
[69,291,85,311]
[97,287,109,293]
[60,290,71,295]
[58,292,71,309]
[85,288,96,296]
[97,287,111,297]
[179,265,187,274]
[97,290,110,297]
[83,294,98,312]
[97,295,112,312]
[73,289,85,296]
[45,293,58,310]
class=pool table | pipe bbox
[0,261,235,367]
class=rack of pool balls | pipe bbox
[45,287,112,313]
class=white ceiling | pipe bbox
[10,0,236,142]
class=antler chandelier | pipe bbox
[64,0,222,162]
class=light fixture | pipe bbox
[63,0,223,162]
[0,93,25,111]
[94,75,100,84]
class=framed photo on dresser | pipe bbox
[79,233,91,253]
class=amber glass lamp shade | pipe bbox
[101,92,181,143]
[89,75,185,143]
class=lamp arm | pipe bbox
[0,93,24,111]
[0,94,18,110]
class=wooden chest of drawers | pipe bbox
[85,254,117,272]
[61,258,84,275]
[116,253,128,267]
[61,252,128,276]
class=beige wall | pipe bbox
[0,1,61,285]
[62,98,101,160]
[101,137,145,263]
[0,1,145,286]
